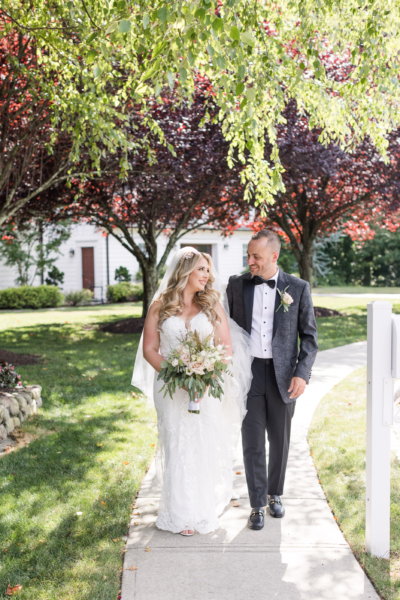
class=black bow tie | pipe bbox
[253,276,276,289]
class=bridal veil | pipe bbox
[131,246,253,442]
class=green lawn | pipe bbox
[0,297,398,599]
[313,286,400,295]
[308,367,400,600]
[0,305,156,600]
[312,296,400,351]
[0,302,143,331]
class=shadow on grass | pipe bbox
[0,322,155,599]
[0,413,156,598]
[0,322,142,394]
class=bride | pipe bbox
[132,247,252,536]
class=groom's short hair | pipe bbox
[251,229,281,252]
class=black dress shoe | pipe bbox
[268,495,285,518]
[247,507,265,530]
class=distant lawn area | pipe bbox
[313,286,400,295]
[312,296,400,352]
[308,367,400,600]
[0,304,156,600]
[0,302,143,331]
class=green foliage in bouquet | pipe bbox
[157,330,232,410]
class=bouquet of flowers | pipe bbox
[157,330,232,414]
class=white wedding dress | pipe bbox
[154,311,239,534]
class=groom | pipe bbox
[226,229,318,530]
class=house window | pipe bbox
[181,244,212,256]
[243,244,248,268]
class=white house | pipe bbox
[0,223,253,301]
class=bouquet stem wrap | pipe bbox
[188,399,200,414]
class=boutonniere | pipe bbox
[276,286,294,313]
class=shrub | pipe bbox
[114,266,132,282]
[107,282,143,303]
[0,285,64,309]
[0,362,22,389]
[45,266,64,287]
[64,289,94,306]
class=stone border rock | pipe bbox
[0,386,42,441]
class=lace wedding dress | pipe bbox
[154,311,238,535]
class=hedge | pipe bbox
[106,282,143,303]
[0,285,64,309]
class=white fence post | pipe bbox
[366,301,392,558]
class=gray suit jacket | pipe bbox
[226,270,318,403]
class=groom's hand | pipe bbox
[288,377,306,399]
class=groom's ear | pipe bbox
[272,250,280,263]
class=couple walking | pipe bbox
[132,229,318,535]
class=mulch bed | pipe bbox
[314,307,342,318]
[99,309,341,336]
[0,349,41,365]
[100,317,146,334]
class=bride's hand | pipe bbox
[194,386,209,403]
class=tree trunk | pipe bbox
[38,220,44,285]
[141,257,159,317]
[297,245,314,286]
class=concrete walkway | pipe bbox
[122,342,380,600]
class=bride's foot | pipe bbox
[179,529,194,536]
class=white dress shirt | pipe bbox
[249,268,279,359]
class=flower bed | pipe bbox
[0,385,42,440]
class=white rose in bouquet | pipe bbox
[179,349,190,365]
[191,361,205,375]
[203,358,213,371]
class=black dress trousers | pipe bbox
[242,358,296,508]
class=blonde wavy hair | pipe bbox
[157,251,221,329]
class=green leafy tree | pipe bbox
[0,221,71,286]
[254,101,400,283]
[0,22,142,227]
[318,223,400,287]
[45,266,65,287]
[2,1,400,206]
[114,266,132,282]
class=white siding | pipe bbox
[0,224,253,293]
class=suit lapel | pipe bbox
[273,270,287,339]
[243,275,255,335]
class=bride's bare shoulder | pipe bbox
[146,301,161,322]
[215,302,228,323]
